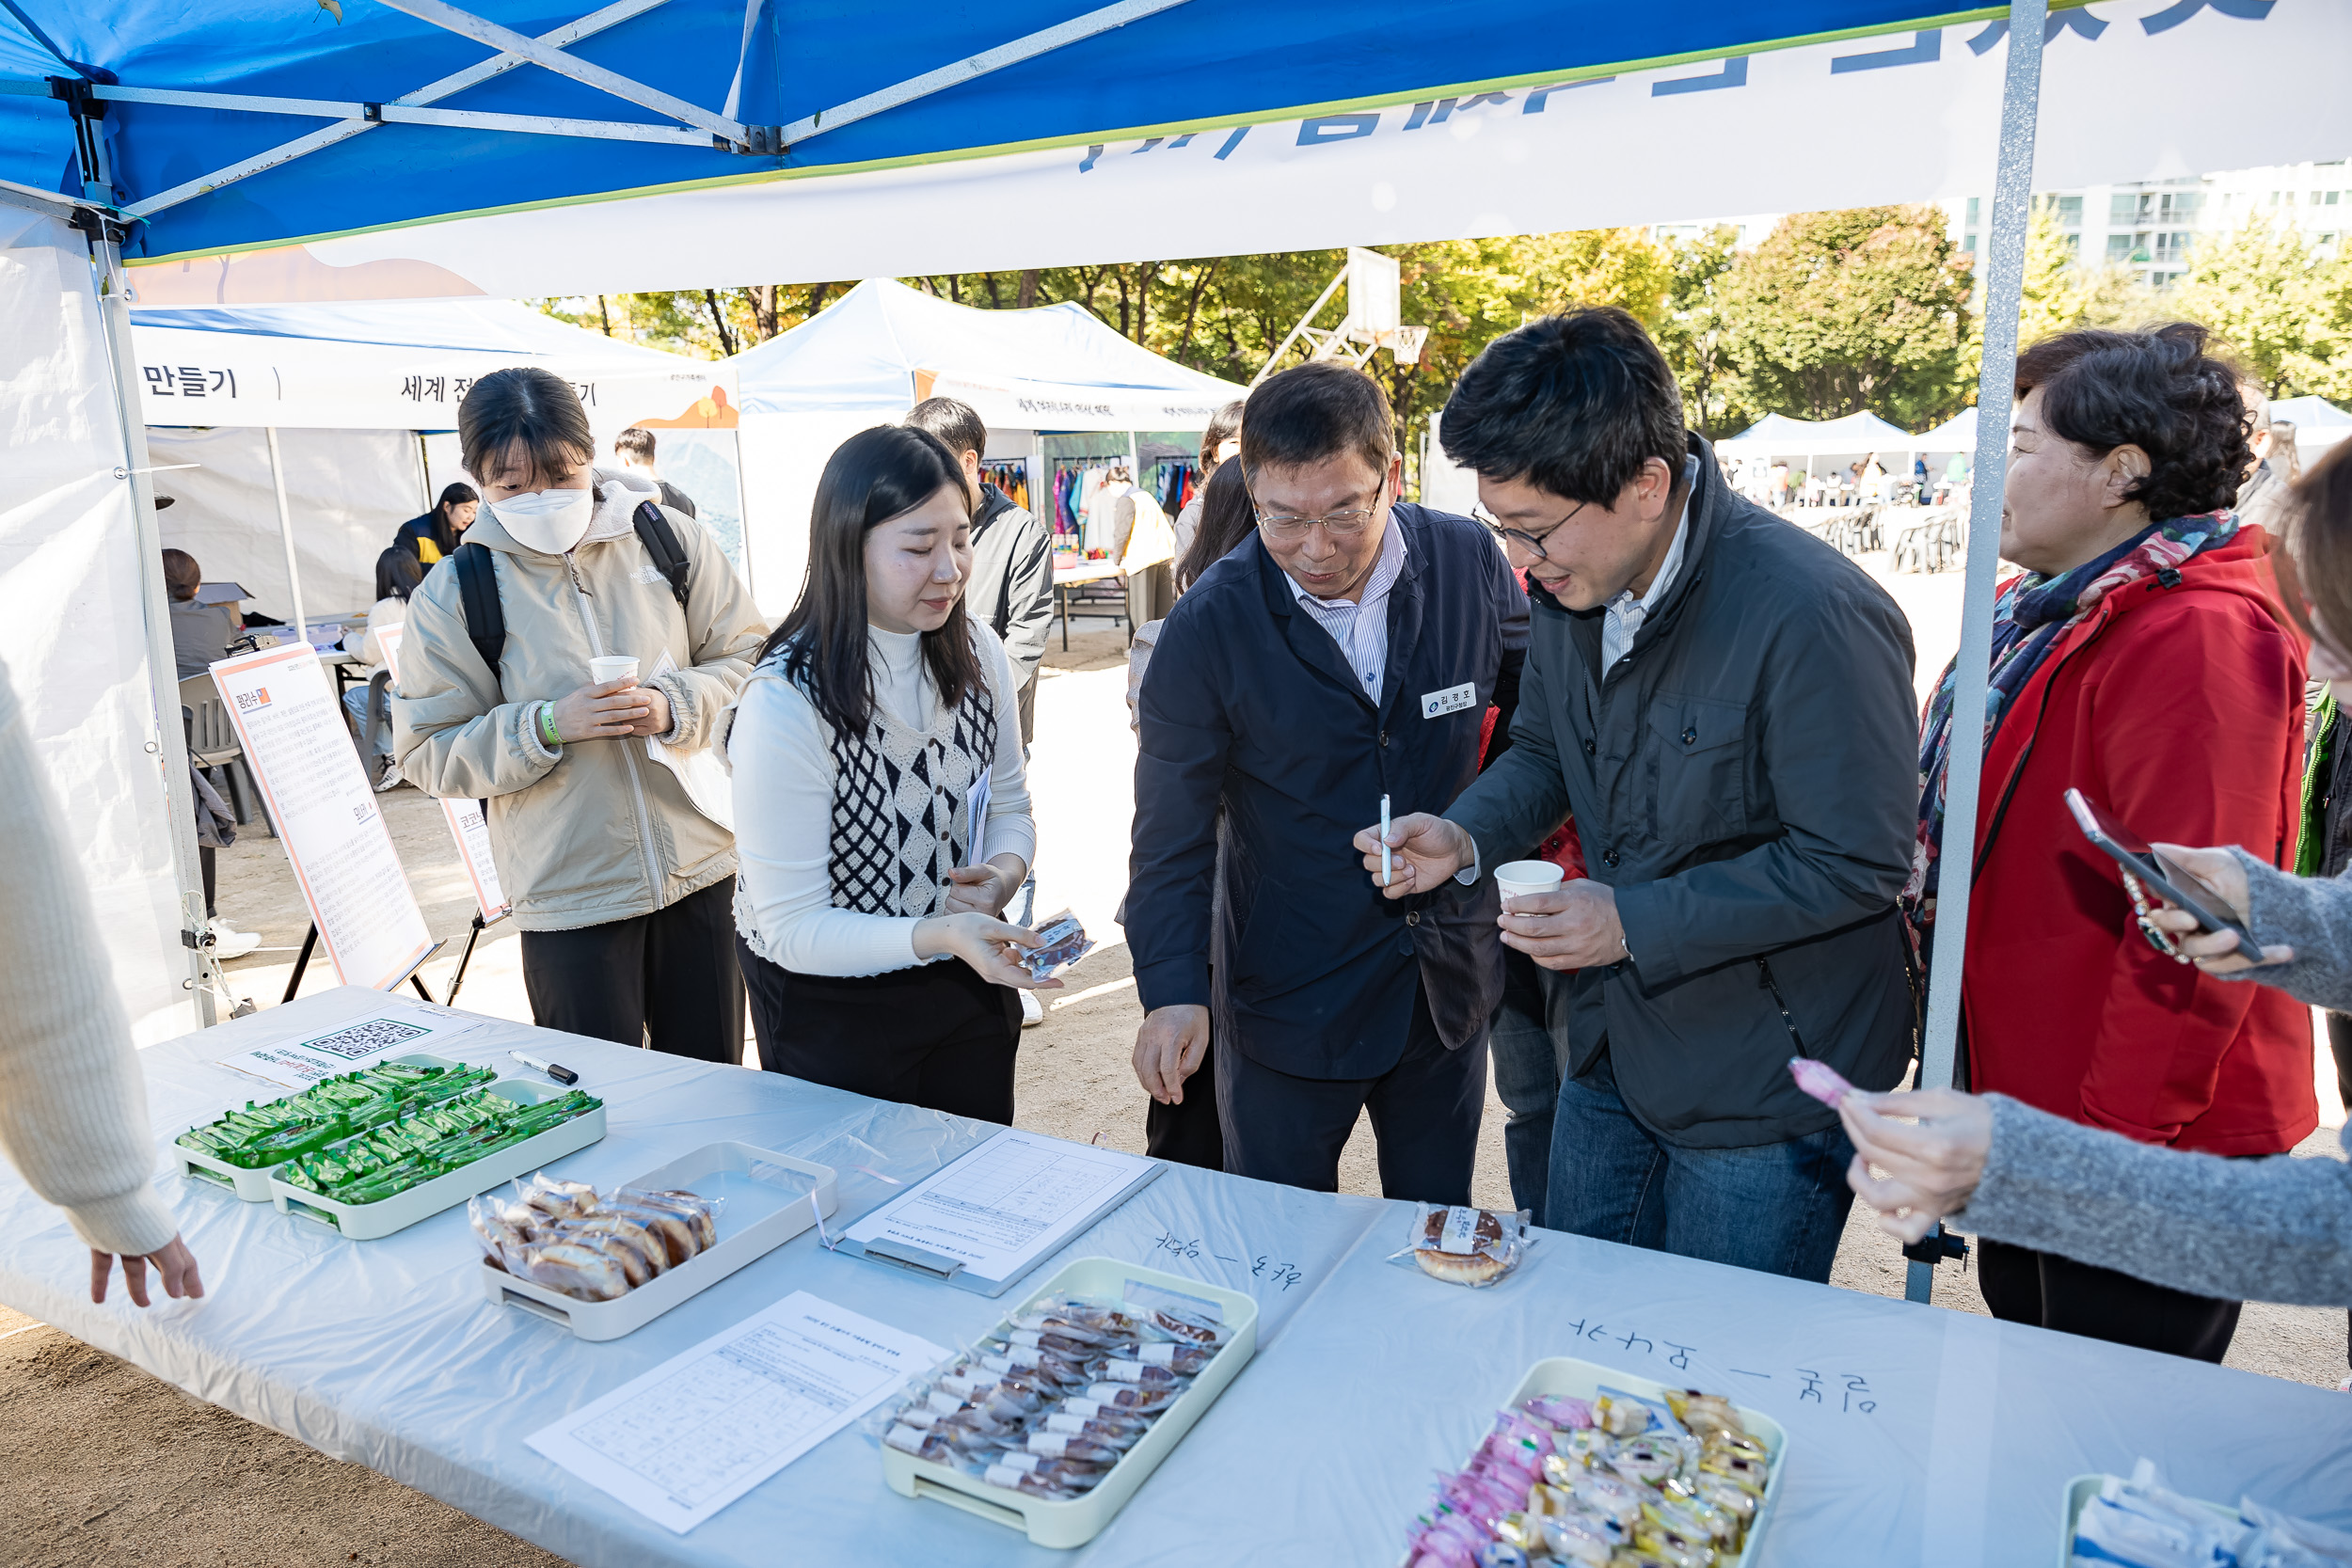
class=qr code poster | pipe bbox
[300,1017,432,1062]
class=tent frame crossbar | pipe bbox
[1905,0,2048,1304]
[14,0,1196,222]
[779,0,1193,146]
[106,0,673,220]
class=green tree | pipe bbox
[1653,227,1748,438]
[1716,205,1975,428]
[2171,220,2345,396]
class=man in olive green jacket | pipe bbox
[392,467,768,1060]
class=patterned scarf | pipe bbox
[1904,512,2239,937]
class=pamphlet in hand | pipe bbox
[1021,911,1092,982]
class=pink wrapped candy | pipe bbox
[1788,1056,1856,1110]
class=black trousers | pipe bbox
[518,877,745,1064]
[740,940,1018,1123]
[1978,1238,2242,1364]
[1145,1035,1226,1170]
[1216,981,1485,1205]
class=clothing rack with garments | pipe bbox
[979,458,1030,513]
[1152,460,1200,517]
[1048,453,1129,546]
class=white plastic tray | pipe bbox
[881,1257,1259,1549]
[268,1078,605,1240]
[2058,1474,2235,1566]
[1444,1356,1790,1568]
[174,1053,473,1201]
[482,1142,838,1341]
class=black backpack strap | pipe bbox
[451,542,505,692]
[633,500,691,610]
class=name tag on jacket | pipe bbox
[1421,681,1476,720]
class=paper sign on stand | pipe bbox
[374,625,509,921]
[526,1291,946,1533]
[209,642,433,990]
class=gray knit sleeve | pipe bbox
[2217,848,2352,1011]
[1954,1095,2352,1307]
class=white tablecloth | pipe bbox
[0,988,2344,1565]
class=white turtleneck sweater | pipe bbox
[729,624,1037,975]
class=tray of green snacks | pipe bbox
[265,1077,606,1240]
[174,1055,498,1201]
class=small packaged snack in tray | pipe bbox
[1389,1203,1533,1288]
[1019,912,1094,982]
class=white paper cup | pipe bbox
[1494,860,1565,905]
[589,655,639,687]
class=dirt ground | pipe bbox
[8,582,2348,1566]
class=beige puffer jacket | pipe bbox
[390,469,769,931]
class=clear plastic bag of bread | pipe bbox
[1388,1202,1533,1288]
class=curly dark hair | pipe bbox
[2013,323,2252,522]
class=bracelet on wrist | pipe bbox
[538,702,564,748]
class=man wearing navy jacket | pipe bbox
[1126,362,1528,1200]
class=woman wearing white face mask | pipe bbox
[389,367,768,1061]
[721,425,1057,1121]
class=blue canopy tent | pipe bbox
[0,0,2344,1281]
[1,2,1995,262]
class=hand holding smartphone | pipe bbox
[2062,788,2268,963]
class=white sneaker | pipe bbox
[1020,989,1044,1028]
[373,766,405,793]
[208,918,262,960]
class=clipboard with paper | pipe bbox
[644,649,734,830]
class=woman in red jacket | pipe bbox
[1909,323,2316,1362]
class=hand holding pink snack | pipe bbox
[1788,1056,1856,1110]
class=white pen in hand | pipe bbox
[1380,794,1392,888]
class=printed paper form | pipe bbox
[526,1292,946,1533]
[842,1128,1154,1278]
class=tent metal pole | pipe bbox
[1909,0,2048,1306]
[81,221,217,1029]
[266,428,308,641]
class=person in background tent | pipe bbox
[1098,463,1177,633]
[394,482,479,567]
[391,368,766,1062]
[903,398,1055,1033]
[1942,450,1970,505]
[1913,453,1931,505]
[163,543,230,682]
[1909,324,2310,1363]
[1370,308,1917,1285]
[0,662,206,1311]
[1172,400,1244,563]
[342,546,425,791]
[723,424,1056,1119]
[162,546,261,961]
[1130,363,1528,1203]
[1120,456,1254,1172]
[612,426,699,518]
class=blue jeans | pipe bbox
[342,682,387,757]
[1487,947,1560,1225]
[1547,1052,1856,1283]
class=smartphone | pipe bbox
[2062,788,2266,962]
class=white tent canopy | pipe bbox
[1912,406,1979,458]
[725,280,1246,615]
[2271,394,2352,464]
[130,299,745,619]
[730,279,1243,431]
[1717,410,1915,459]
